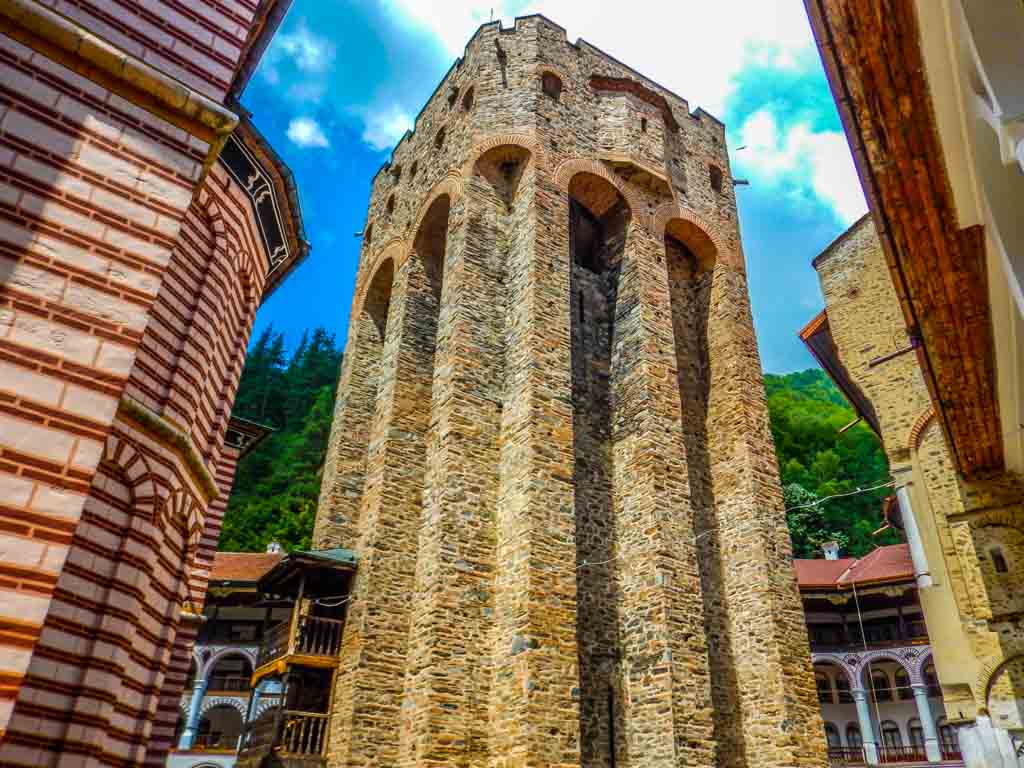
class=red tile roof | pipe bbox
[793,556,856,588]
[210,552,283,583]
[793,543,913,588]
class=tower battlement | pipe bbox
[317,17,825,768]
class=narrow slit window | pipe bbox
[992,548,1009,573]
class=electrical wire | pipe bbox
[785,481,896,513]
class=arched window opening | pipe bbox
[207,654,253,692]
[391,164,402,182]
[894,667,913,700]
[447,85,459,108]
[542,71,562,101]
[568,173,629,274]
[908,718,924,746]
[815,669,833,704]
[462,86,475,111]
[567,169,628,759]
[846,724,863,748]
[196,704,244,751]
[870,669,893,702]
[434,126,446,149]
[880,721,902,748]
[824,722,841,748]
[709,164,723,193]
[386,194,395,216]
[937,718,960,758]
[474,144,531,208]
[410,161,418,179]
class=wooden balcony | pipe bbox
[827,746,866,765]
[253,614,344,683]
[877,744,927,764]
[237,709,328,768]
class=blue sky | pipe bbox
[242,0,866,373]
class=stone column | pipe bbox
[612,222,715,767]
[327,254,434,767]
[179,678,208,749]
[400,185,504,767]
[487,172,582,768]
[911,684,942,762]
[702,258,827,767]
[852,688,879,765]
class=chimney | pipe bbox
[822,541,840,560]
[266,540,282,554]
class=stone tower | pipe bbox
[315,15,825,768]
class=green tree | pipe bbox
[219,329,341,552]
[767,369,898,557]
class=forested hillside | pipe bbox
[218,326,341,552]
[219,330,896,558]
[765,369,897,556]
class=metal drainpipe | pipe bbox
[896,484,933,588]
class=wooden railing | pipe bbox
[257,621,290,668]
[205,674,250,692]
[295,615,343,657]
[877,744,927,763]
[256,615,344,669]
[940,743,962,762]
[827,746,866,765]
[279,710,330,756]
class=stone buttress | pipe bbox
[315,15,826,768]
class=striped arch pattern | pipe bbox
[198,645,259,680]
[462,132,544,175]
[199,696,248,718]
[254,697,282,719]
[551,157,647,228]
[650,201,735,269]
[978,652,1024,707]
[906,405,936,453]
[102,434,157,521]
[351,238,408,321]
[812,645,930,688]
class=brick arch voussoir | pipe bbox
[254,698,281,719]
[907,406,936,454]
[202,646,257,680]
[552,157,646,229]
[463,133,544,176]
[199,696,248,718]
[411,171,464,237]
[811,652,857,686]
[352,237,408,320]
[977,650,1024,707]
[859,649,918,685]
[913,648,935,684]
[103,433,157,522]
[652,201,732,266]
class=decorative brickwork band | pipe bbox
[907,405,936,453]
[552,157,647,229]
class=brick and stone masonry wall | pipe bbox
[0,0,281,759]
[811,215,1024,738]
[316,15,826,768]
[0,159,267,767]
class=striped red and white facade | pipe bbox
[0,1,305,765]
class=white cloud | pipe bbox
[384,0,813,117]
[261,21,335,102]
[287,117,330,149]
[737,109,866,223]
[356,104,414,152]
[381,0,865,221]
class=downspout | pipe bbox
[895,484,933,588]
